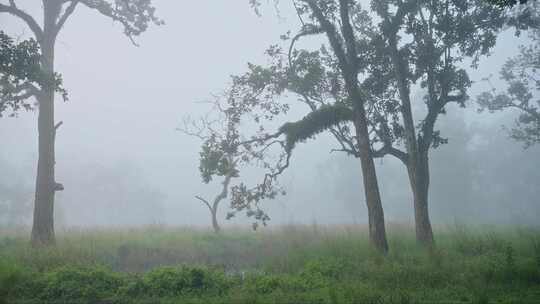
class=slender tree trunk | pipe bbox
[408,151,434,246]
[211,208,221,234]
[388,35,435,247]
[354,111,389,254]
[31,3,59,246]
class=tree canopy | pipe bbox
[0,31,64,117]
[486,0,529,8]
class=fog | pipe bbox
[1,0,538,230]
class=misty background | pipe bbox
[1,0,538,230]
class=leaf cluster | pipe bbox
[80,0,163,43]
[0,31,65,117]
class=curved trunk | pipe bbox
[211,208,221,234]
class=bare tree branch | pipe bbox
[54,121,64,130]
[55,0,79,36]
[0,1,43,40]
[372,144,408,164]
[195,195,213,213]
[301,0,349,75]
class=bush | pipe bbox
[129,266,232,297]
[0,260,26,303]
[38,266,124,304]
[1,227,540,303]
[302,258,347,280]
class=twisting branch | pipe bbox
[0,1,43,40]
[288,24,323,69]
[372,144,408,164]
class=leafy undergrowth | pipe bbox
[1,225,540,303]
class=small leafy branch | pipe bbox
[0,31,66,117]
[478,29,540,148]
[180,73,291,231]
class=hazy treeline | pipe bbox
[2,108,538,228]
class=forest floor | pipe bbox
[1,224,540,303]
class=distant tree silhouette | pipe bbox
[478,29,540,148]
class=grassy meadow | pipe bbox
[1,224,540,303]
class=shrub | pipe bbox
[134,266,231,297]
[244,273,318,294]
[0,260,26,304]
[301,258,347,280]
[37,265,124,304]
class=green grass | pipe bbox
[1,224,540,303]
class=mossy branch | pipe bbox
[279,104,354,152]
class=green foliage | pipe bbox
[533,238,540,269]
[2,226,540,303]
[199,135,236,183]
[279,104,353,152]
[37,266,124,304]
[134,266,232,297]
[0,32,40,85]
[0,31,65,117]
[301,258,346,280]
[478,29,540,148]
[245,274,303,294]
[80,0,163,40]
[0,260,25,304]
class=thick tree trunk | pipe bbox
[31,42,56,246]
[307,0,388,253]
[407,152,434,247]
[31,3,59,246]
[360,155,389,253]
[354,113,389,254]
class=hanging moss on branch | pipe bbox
[279,104,354,152]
